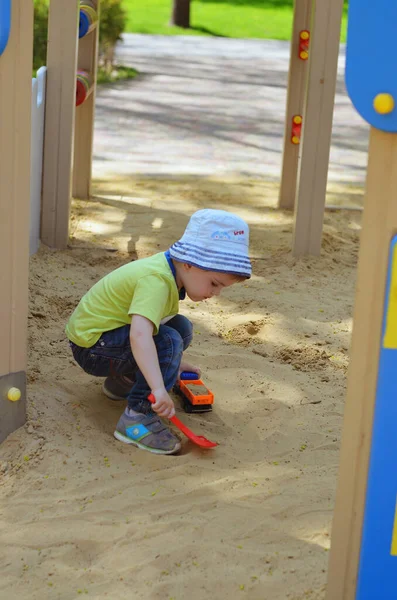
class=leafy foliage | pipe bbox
[33,0,128,72]
[99,0,128,72]
[33,0,49,70]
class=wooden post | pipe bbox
[41,0,79,249]
[278,0,313,210]
[292,0,344,256]
[0,0,33,442]
[73,0,100,200]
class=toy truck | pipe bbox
[175,371,214,413]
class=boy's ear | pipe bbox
[182,263,193,271]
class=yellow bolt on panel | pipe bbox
[373,93,395,115]
[7,387,21,402]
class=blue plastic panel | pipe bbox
[0,0,11,56]
[346,0,397,132]
[356,235,397,600]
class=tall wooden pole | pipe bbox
[41,0,79,249]
[279,0,313,211]
[292,0,344,256]
[0,0,33,442]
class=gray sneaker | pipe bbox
[114,409,181,455]
[103,375,134,401]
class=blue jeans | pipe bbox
[69,315,193,414]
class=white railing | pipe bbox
[30,66,47,255]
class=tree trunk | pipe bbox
[169,0,191,29]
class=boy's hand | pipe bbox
[179,361,201,379]
[151,389,175,419]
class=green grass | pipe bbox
[122,0,348,42]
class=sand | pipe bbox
[0,177,362,600]
[184,384,210,397]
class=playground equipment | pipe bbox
[298,30,310,61]
[0,0,33,443]
[41,0,99,249]
[326,1,397,598]
[79,0,98,38]
[76,70,94,106]
[279,0,313,212]
[279,0,345,257]
[73,0,99,200]
[291,115,302,145]
[0,0,99,444]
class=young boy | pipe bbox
[66,209,251,455]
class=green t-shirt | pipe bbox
[65,252,180,347]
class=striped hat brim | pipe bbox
[169,240,252,278]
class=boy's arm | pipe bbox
[129,314,175,418]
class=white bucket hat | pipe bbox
[169,209,252,278]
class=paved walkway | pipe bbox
[93,34,369,185]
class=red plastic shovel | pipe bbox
[148,394,218,449]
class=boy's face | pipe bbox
[180,265,240,302]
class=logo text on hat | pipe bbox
[234,230,245,236]
[211,230,231,240]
